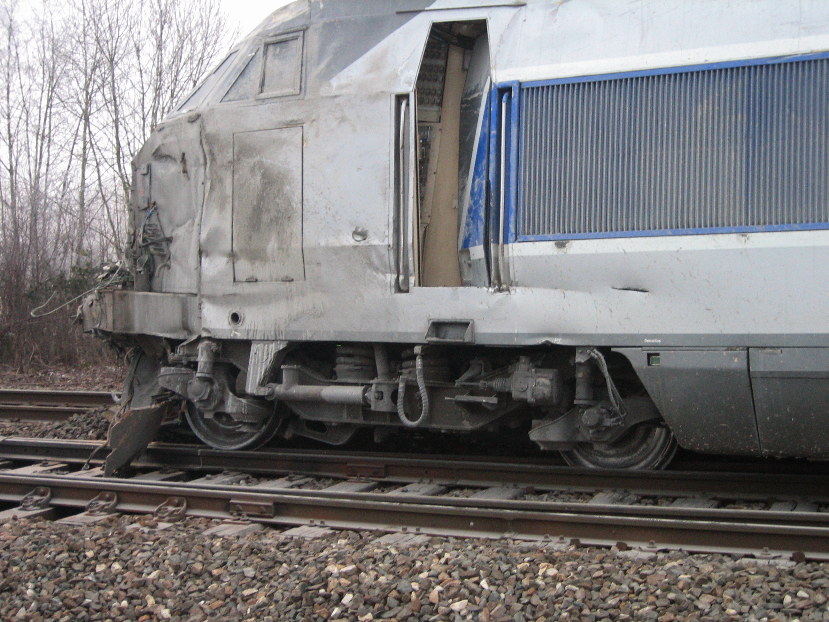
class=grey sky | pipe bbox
[221,0,294,39]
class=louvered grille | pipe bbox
[518,57,829,238]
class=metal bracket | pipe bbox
[86,491,118,515]
[369,380,398,412]
[104,401,171,476]
[158,366,273,423]
[20,487,52,511]
[529,396,661,448]
[154,496,188,522]
[229,500,275,519]
[346,461,387,478]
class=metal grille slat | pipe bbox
[519,58,829,238]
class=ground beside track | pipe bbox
[0,365,123,392]
[1,514,828,622]
[0,409,110,441]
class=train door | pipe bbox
[395,21,490,290]
[199,30,307,287]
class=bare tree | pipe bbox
[0,0,230,369]
[91,0,228,197]
[0,1,72,306]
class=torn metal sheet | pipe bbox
[104,401,176,476]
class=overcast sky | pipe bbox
[221,0,294,39]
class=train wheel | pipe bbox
[559,422,677,470]
[185,403,281,451]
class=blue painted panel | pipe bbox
[479,84,520,249]
[460,95,490,249]
[515,54,829,241]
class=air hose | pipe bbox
[397,346,430,427]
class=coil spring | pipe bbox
[490,377,511,393]
[400,350,450,383]
[334,344,376,382]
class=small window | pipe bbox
[261,33,303,97]
[177,52,237,112]
[222,50,262,102]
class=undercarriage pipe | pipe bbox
[267,384,367,405]
[397,345,430,428]
[265,367,367,405]
[195,340,219,380]
[373,343,391,380]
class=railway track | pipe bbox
[0,437,827,560]
[0,389,113,421]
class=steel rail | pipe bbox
[0,390,113,422]
[2,436,829,501]
[0,405,81,422]
[0,389,113,407]
[4,466,827,529]
[0,389,113,422]
[0,471,827,560]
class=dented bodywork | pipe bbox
[86,0,829,467]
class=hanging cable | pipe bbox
[397,346,431,428]
[586,347,627,419]
[29,264,127,318]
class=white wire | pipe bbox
[29,266,125,318]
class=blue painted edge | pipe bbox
[515,50,829,89]
[460,94,491,250]
[516,222,829,243]
[485,82,521,247]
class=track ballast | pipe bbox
[0,437,827,560]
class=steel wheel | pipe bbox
[185,402,281,451]
[559,422,677,470]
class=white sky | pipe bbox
[221,0,295,40]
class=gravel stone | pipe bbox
[1,516,829,621]
[0,408,112,440]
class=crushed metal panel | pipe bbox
[130,116,205,295]
[104,401,174,475]
[246,340,290,395]
[85,290,199,339]
[232,126,305,283]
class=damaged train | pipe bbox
[83,0,829,471]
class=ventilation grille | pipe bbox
[518,57,829,238]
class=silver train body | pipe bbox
[84,0,829,468]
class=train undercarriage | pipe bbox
[111,337,677,473]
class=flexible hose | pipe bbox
[587,348,626,419]
[397,347,430,427]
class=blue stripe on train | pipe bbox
[460,95,490,250]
